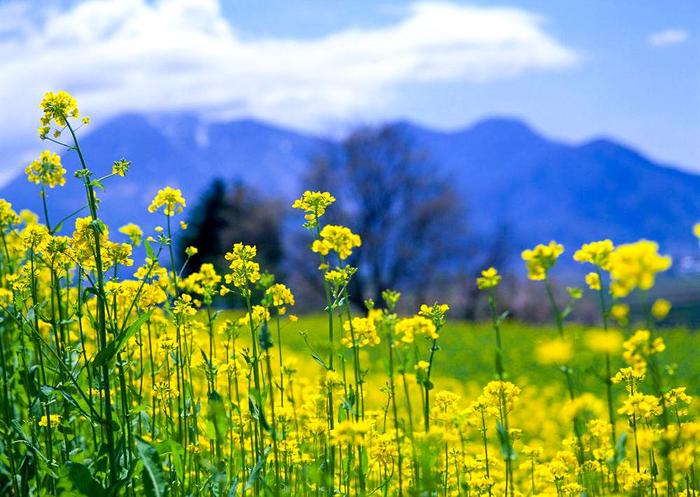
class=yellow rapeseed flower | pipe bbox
[521,241,564,280]
[607,240,671,297]
[535,338,572,365]
[39,90,81,138]
[476,267,501,290]
[610,303,629,325]
[651,298,671,320]
[111,159,131,177]
[223,243,260,289]
[312,225,361,260]
[148,187,186,216]
[331,419,370,446]
[573,240,614,269]
[394,315,438,343]
[622,329,665,374]
[25,150,66,188]
[119,223,143,246]
[265,283,295,315]
[0,200,20,228]
[341,316,380,348]
[584,329,624,354]
[618,393,661,420]
[585,272,601,291]
[292,191,335,224]
[38,413,62,427]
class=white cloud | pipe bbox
[0,0,577,176]
[649,29,689,47]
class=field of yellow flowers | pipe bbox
[0,91,697,497]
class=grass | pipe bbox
[218,311,700,398]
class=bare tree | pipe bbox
[306,124,469,306]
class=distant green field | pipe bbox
[217,312,700,397]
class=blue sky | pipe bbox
[222,0,700,167]
[0,0,698,181]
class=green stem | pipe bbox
[65,119,117,486]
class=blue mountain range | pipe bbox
[2,113,699,263]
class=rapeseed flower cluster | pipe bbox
[521,241,564,280]
[147,186,186,215]
[476,266,501,290]
[312,224,362,260]
[608,240,672,297]
[25,150,66,188]
[38,90,86,138]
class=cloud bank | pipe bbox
[649,29,689,47]
[0,0,577,176]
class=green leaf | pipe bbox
[206,390,227,445]
[156,439,184,482]
[498,310,511,322]
[145,239,155,260]
[245,446,271,490]
[93,310,153,369]
[496,422,516,460]
[311,353,328,370]
[136,438,167,497]
[82,287,100,302]
[248,391,270,431]
[44,386,94,421]
[50,205,87,235]
[610,432,627,467]
[64,462,105,496]
[228,477,239,497]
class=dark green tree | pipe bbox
[179,179,284,278]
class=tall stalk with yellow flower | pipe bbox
[523,241,587,467]
[476,266,516,496]
[574,240,621,475]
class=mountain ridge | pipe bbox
[2,114,698,264]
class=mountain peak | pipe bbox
[466,116,538,136]
[578,136,653,166]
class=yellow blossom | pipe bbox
[25,150,66,188]
[119,223,143,246]
[292,191,336,223]
[584,329,624,355]
[395,315,438,343]
[111,159,131,177]
[148,187,186,216]
[39,90,80,138]
[312,224,361,260]
[611,303,629,325]
[585,271,601,290]
[608,240,671,297]
[341,316,380,348]
[38,413,62,427]
[521,241,564,280]
[573,240,614,269]
[476,267,501,290]
[535,338,572,365]
[651,298,671,320]
[618,393,661,420]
